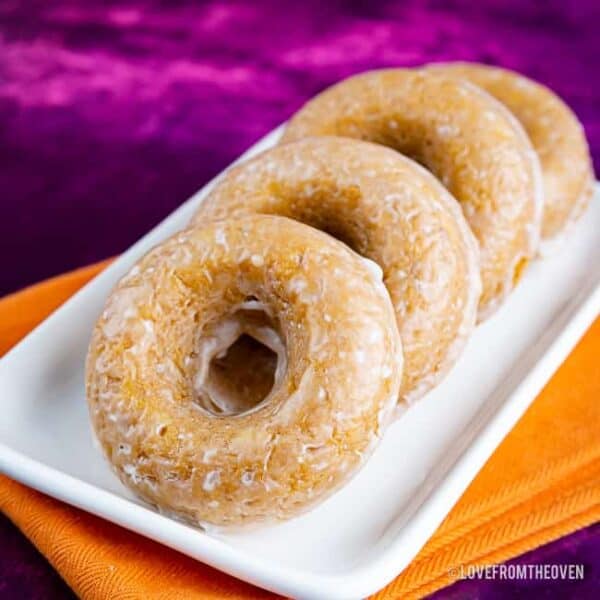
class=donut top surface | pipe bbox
[282,69,542,319]
[86,215,402,528]
[193,136,480,402]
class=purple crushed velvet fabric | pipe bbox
[0,1,598,598]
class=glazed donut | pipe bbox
[281,69,543,320]
[426,62,595,251]
[86,215,402,529]
[191,136,481,403]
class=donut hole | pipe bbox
[193,303,287,417]
[264,180,371,256]
[320,221,367,255]
[206,333,278,413]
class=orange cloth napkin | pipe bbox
[0,261,598,600]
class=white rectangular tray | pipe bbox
[1,127,599,600]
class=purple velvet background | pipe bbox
[0,0,598,598]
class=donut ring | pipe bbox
[86,215,402,528]
[426,62,595,252]
[281,69,543,320]
[191,137,480,403]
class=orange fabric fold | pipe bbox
[0,262,598,600]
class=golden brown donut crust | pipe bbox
[191,137,480,402]
[86,215,402,529]
[281,69,543,319]
[427,62,595,250]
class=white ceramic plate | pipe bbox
[1,127,599,600]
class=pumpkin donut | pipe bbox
[191,137,480,403]
[426,62,595,252]
[281,69,543,320]
[86,215,402,529]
